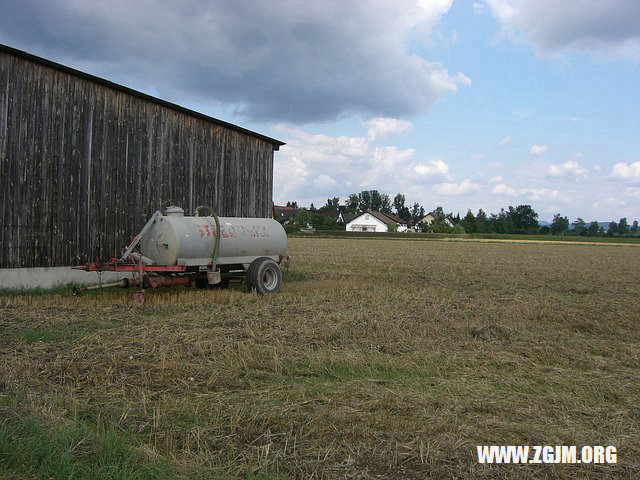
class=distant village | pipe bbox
[274,190,640,237]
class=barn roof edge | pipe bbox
[0,43,285,149]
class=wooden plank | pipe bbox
[0,50,276,268]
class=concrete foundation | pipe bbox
[0,266,134,290]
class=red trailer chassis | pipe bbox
[73,257,193,304]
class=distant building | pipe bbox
[274,205,299,224]
[345,210,409,233]
[421,211,454,227]
[316,208,344,224]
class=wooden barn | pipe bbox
[0,44,284,272]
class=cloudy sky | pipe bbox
[1,0,639,221]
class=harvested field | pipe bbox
[1,237,639,479]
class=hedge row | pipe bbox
[289,230,471,239]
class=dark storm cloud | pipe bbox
[0,0,468,123]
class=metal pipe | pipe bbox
[126,275,193,289]
[72,280,126,295]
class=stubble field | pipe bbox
[1,237,639,479]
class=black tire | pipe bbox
[247,258,282,295]
[245,256,270,291]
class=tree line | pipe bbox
[281,190,639,237]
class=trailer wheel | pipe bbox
[247,258,282,294]
[245,257,269,290]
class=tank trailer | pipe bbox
[74,206,289,302]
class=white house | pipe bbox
[345,210,409,233]
[421,211,454,227]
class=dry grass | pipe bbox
[1,237,639,479]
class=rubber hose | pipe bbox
[195,205,221,269]
[211,210,221,269]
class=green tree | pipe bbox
[487,213,498,233]
[618,218,629,235]
[393,194,411,221]
[323,197,340,209]
[348,190,391,213]
[631,220,639,235]
[428,216,453,233]
[360,190,372,211]
[607,221,618,236]
[494,209,514,234]
[462,210,477,233]
[587,221,599,236]
[550,214,569,235]
[310,213,337,230]
[370,190,383,211]
[293,209,311,230]
[380,194,392,214]
[509,205,539,234]
[475,209,488,233]
[346,194,360,213]
[573,218,586,236]
[410,202,425,225]
[387,222,398,232]
[286,201,298,208]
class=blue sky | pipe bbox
[1,0,638,221]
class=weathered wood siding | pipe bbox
[0,48,278,268]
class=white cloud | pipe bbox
[548,160,588,178]
[609,161,640,183]
[434,180,481,195]
[488,175,503,183]
[418,0,454,17]
[490,182,566,201]
[413,158,451,179]
[526,188,566,201]
[473,2,486,14]
[492,183,518,196]
[498,135,512,146]
[530,144,548,156]
[313,174,338,190]
[366,117,412,141]
[486,0,640,60]
[273,124,453,206]
[454,72,473,86]
[605,197,627,207]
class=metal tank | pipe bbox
[139,206,287,267]
[74,205,288,300]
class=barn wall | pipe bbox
[0,49,277,268]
